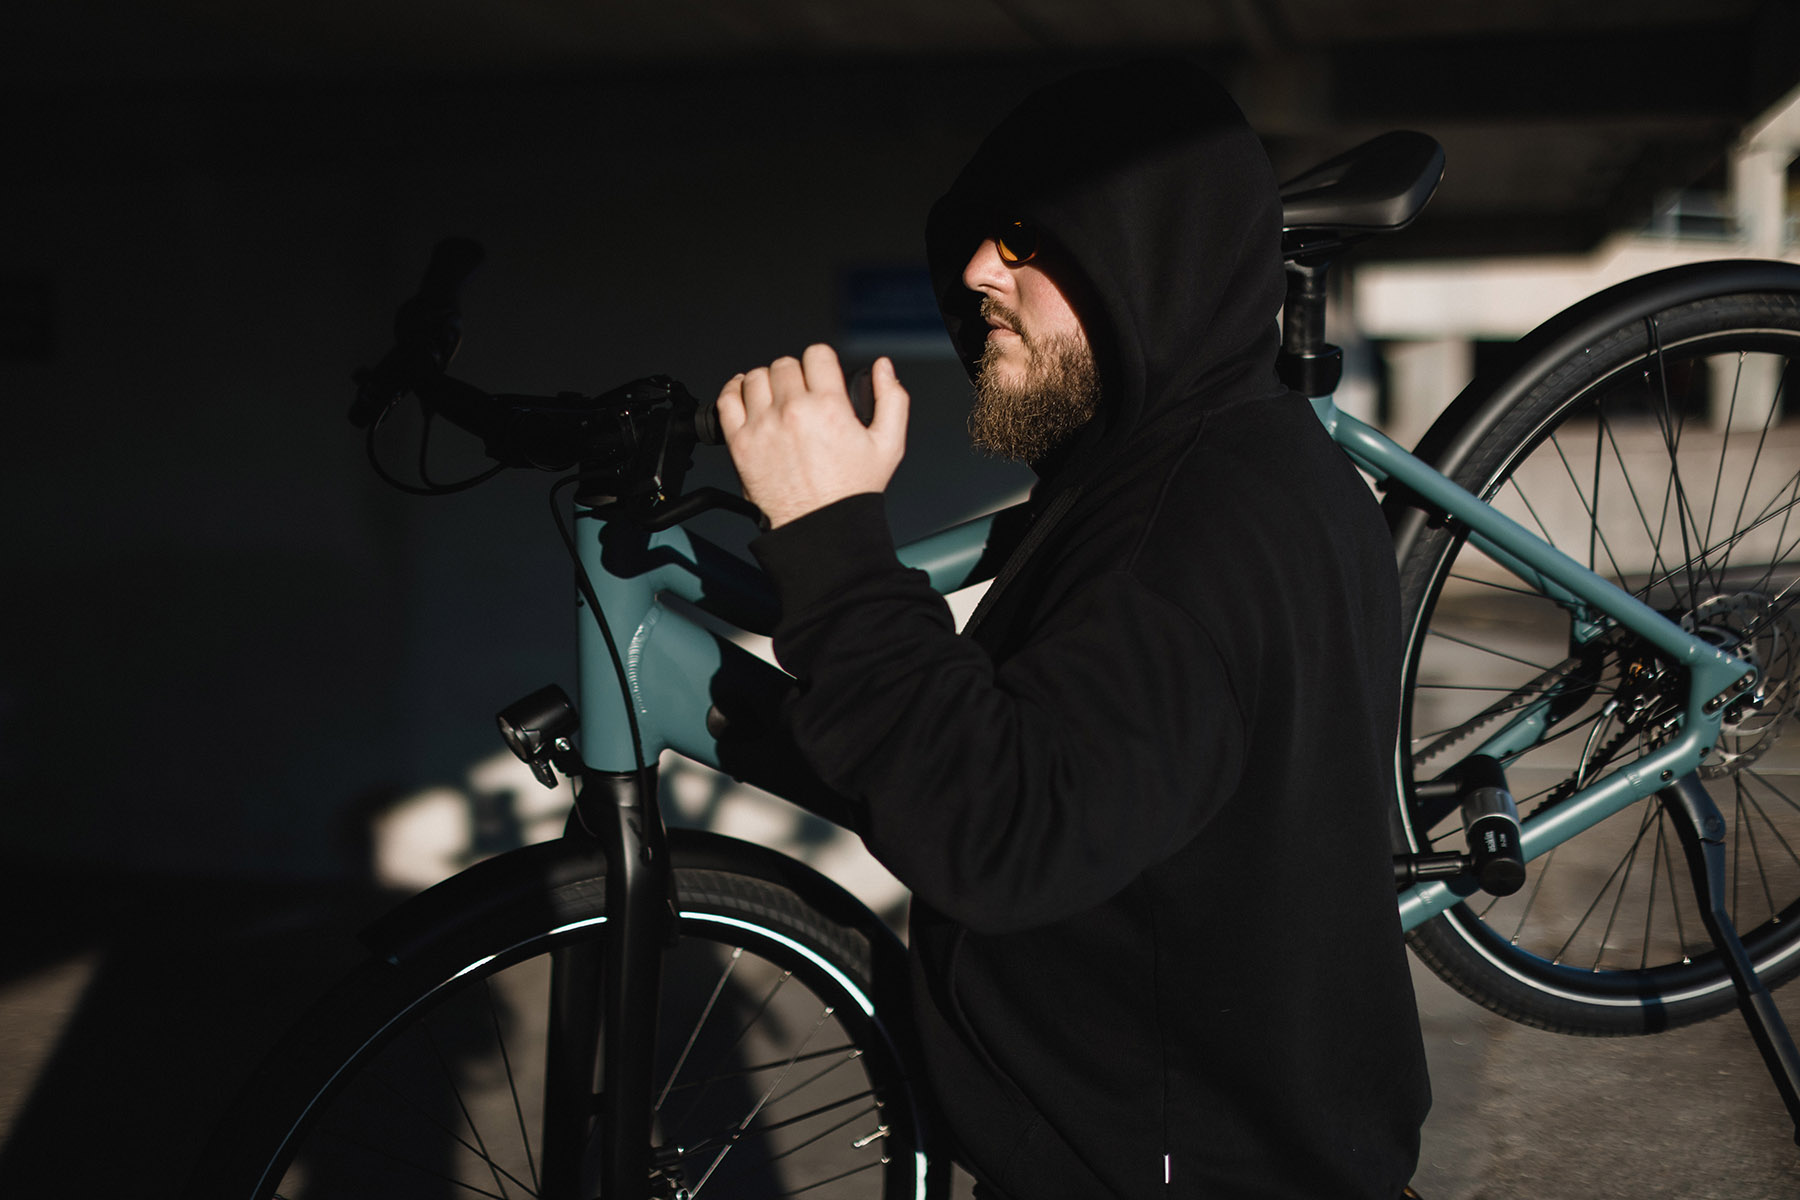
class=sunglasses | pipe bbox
[994,220,1040,266]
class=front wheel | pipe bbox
[193,864,937,1199]
[1392,281,1800,1034]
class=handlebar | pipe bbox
[352,238,758,528]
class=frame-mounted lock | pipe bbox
[497,684,582,788]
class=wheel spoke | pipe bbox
[1716,353,1788,582]
[1650,319,1721,604]
[304,1125,527,1199]
[1591,803,1656,971]
[426,1015,515,1200]
[666,968,796,1143]
[1654,816,1698,962]
[1424,628,1564,675]
[1702,352,1746,563]
[1739,777,1800,914]
[1445,571,1552,600]
[1640,814,1669,971]
[1504,845,1559,945]
[681,1086,879,1159]
[656,945,744,1114]
[689,1004,837,1197]
[1551,802,1659,968]
[1539,434,1631,582]
[763,1097,881,1160]
[340,1062,542,1197]
[1598,410,1682,592]
[482,977,541,1195]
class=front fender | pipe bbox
[358,827,905,968]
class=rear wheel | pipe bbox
[1394,290,1800,1033]
[195,866,935,1198]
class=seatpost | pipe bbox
[1277,258,1344,399]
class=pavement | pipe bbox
[1,856,1796,1199]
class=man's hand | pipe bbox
[716,344,910,529]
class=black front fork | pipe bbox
[1660,774,1800,1142]
[541,764,674,1198]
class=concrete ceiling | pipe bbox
[6,0,1798,258]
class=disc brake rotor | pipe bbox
[1681,592,1800,777]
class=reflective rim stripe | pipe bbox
[269,906,932,1200]
[682,912,877,1016]
[1451,912,1800,1008]
[523,911,880,1017]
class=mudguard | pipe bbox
[358,826,906,968]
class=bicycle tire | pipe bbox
[1391,283,1800,1034]
[192,863,938,1199]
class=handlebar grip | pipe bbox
[693,398,724,446]
[689,361,878,447]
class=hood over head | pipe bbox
[926,60,1287,482]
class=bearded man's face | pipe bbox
[969,296,1101,463]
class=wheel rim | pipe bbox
[1401,321,1800,1006]
[256,912,920,1199]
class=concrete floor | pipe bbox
[1,861,1797,1199]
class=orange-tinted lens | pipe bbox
[995,221,1038,265]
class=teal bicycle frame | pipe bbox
[1312,398,1755,928]
[570,397,1756,935]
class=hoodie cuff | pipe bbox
[749,492,904,620]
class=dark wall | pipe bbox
[2,63,1047,879]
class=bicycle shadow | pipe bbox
[0,754,906,1196]
[0,853,398,1198]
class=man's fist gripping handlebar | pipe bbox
[715,344,909,529]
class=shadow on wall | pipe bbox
[356,747,911,924]
[0,752,908,1197]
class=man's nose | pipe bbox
[961,239,1009,295]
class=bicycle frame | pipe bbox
[1311,398,1757,927]
[568,407,1755,933]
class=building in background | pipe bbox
[1348,83,1800,449]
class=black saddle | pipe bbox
[1279,131,1445,261]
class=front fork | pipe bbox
[541,764,674,1199]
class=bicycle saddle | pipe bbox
[1279,130,1444,258]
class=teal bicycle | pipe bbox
[194,132,1800,1198]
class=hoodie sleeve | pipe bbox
[751,492,1246,934]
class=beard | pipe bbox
[968,300,1101,463]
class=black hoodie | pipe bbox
[750,62,1430,1199]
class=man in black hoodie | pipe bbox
[716,61,1430,1199]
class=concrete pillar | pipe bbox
[1382,338,1474,452]
[1717,114,1796,429]
[1731,143,1790,258]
